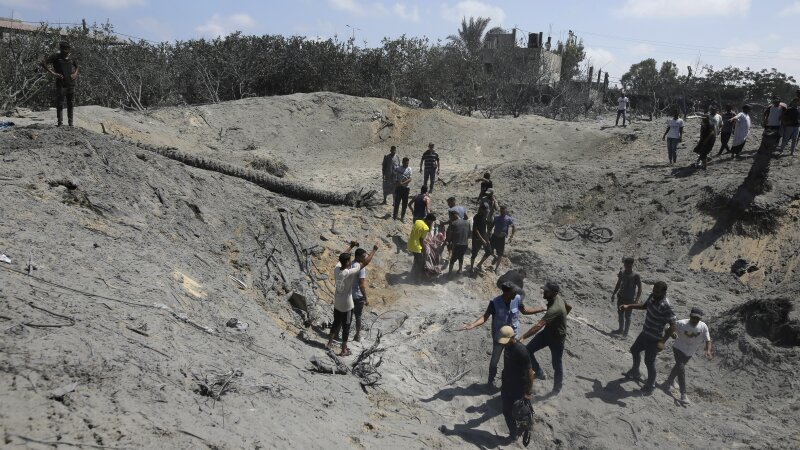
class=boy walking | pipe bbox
[610,257,642,337]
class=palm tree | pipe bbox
[447,16,491,56]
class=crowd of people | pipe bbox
[337,141,717,442]
[660,91,800,168]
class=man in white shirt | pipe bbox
[662,307,712,405]
[616,92,630,127]
[327,241,378,356]
[730,104,752,159]
[662,109,684,164]
[708,107,722,137]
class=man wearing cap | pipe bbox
[520,281,571,394]
[620,281,677,394]
[420,143,440,193]
[461,282,540,388]
[42,41,80,127]
[328,241,379,356]
[497,325,534,440]
[662,307,713,405]
[611,257,642,337]
[408,213,436,283]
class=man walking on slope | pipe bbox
[382,146,400,205]
[409,185,431,223]
[717,105,736,156]
[469,202,491,272]
[420,143,440,193]
[477,205,515,273]
[42,41,80,127]
[611,257,642,337]
[661,307,713,405]
[392,157,412,220]
[616,92,629,127]
[520,281,572,394]
[729,105,752,159]
[328,241,378,356]
[620,281,677,394]
[445,211,470,275]
[461,282,539,388]
[408,213,436,283]
[497,325,534,440]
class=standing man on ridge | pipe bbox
[42,41,79,127]
[382,146,400,205]
[420,143,440,193]
[392,157,412,221]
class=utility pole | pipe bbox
[345,24,361,43]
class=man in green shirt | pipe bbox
[520,281,572,394]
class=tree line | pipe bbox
[1,19,593,117]
[620,58,798,117]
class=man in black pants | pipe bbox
[620,281,677,394]
[521,281,571,394]
[42,41,79,127]
[498,325,534,440]
[717,105,736,155]
[392,157,412,220]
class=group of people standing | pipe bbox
[661,92,800,168]
[381,144,517,282]
[456,257,713,441]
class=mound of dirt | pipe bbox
[3,94,800,449]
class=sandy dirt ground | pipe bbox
[1,93,799,449]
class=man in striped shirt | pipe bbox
[619,281,676,394]
[419,143,440,193]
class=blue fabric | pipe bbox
[491,295,521,339]
[0,121,15,131]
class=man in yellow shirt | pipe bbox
[408,213,436,283]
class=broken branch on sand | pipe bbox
[12,434,120,449]
[617,417,638,442]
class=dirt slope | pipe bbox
[2,94,799,449]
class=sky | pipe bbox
[2,0,799,87]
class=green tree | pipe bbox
[447,16,491,56]
[559,35,585,81]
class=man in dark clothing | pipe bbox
[497,325,534,440]
[496,268,526,301]
[469,203,490,272]
[409,185,431,223]
[381,146,401,204]
[392,157,412,220]
[610,257,642,337]
[445,211,470,274]
[521,281,571,394]
[717,105,736,155]
[42,41,79,127]
[620,281,677,394]
[461,283,539,388]
[419,143,440,193]
[779,98,799,156]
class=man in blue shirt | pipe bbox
[461,282,541,389]
[476,205,515,273]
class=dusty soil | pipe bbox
[1,93,799,449]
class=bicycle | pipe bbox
[553,223,613,243]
